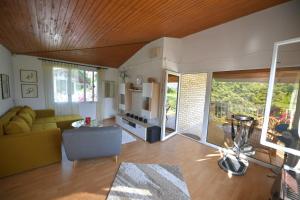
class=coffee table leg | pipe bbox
[114,155,118,163]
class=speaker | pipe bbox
[146,126,161,143]
[149,47,162,58]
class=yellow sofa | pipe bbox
[0,106,82,177]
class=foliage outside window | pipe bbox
[210,70,298,128]
[53,67,98,103]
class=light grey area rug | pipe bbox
[107,162,191,200]
[122,130,137,144]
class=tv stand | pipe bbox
[116,115,150,141]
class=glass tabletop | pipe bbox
[71,120,103,128]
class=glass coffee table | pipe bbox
[71,120,103,128]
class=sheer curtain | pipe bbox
[43,60,80,115]
[96,68,105,121]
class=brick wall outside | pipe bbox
[178,73,207,136]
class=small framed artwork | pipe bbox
[20,70,38,83]
[0,74,10,99]
[21,84,38,98]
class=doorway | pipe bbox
[161,71,181,140]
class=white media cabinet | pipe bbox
[116,115,151,141]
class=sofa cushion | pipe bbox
[55,115,82,123]
[5,116,31,135]
[55,115,83,129]
[22,106,36,120]
[34,115,82,129]
[18,112,33,127]
[34,117,56,124]
[0,110,18,135]
[31,123,57,132]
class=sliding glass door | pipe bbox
[206,68,299,167]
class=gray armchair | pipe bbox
[62,126,122,162]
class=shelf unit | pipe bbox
[119,83,132,113]
[128,88,142,92]
[118,82,159,119]
[141,82,160,119]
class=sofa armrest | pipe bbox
[0,128,61,177]
[34,109,55,118]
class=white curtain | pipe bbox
[96,68,105,121]
[43,60,80,115]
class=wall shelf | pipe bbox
[128,88,142,92]
[118,82,159,119]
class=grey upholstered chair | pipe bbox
[62,126,122,164]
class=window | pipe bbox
[85,71,93,102]
[93,71,98,101]
[53,67,68,103]
[206,68,299,167]
[71,69,84,102]
[53,67,98,103]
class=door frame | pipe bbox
[161,70,181,141]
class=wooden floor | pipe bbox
[0,129,275,200]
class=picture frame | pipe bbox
[21,84,38,98]
[0,74,10,99]
[20,70,38,83]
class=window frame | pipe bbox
[84,70,98,103]
[261,37,300,157]
[53,66,98,103]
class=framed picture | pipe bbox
[21,84,38,98]
[0,74,10,99]
[20,70,38,83]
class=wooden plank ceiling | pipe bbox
[0,0,287,68]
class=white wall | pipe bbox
[120,38,164,83]
[12,55,45,109]
[119,38,165,120]
[0,45,14,115]
[163,37,182,72]
[177,0,300,73]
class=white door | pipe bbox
[161,71,181,141]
